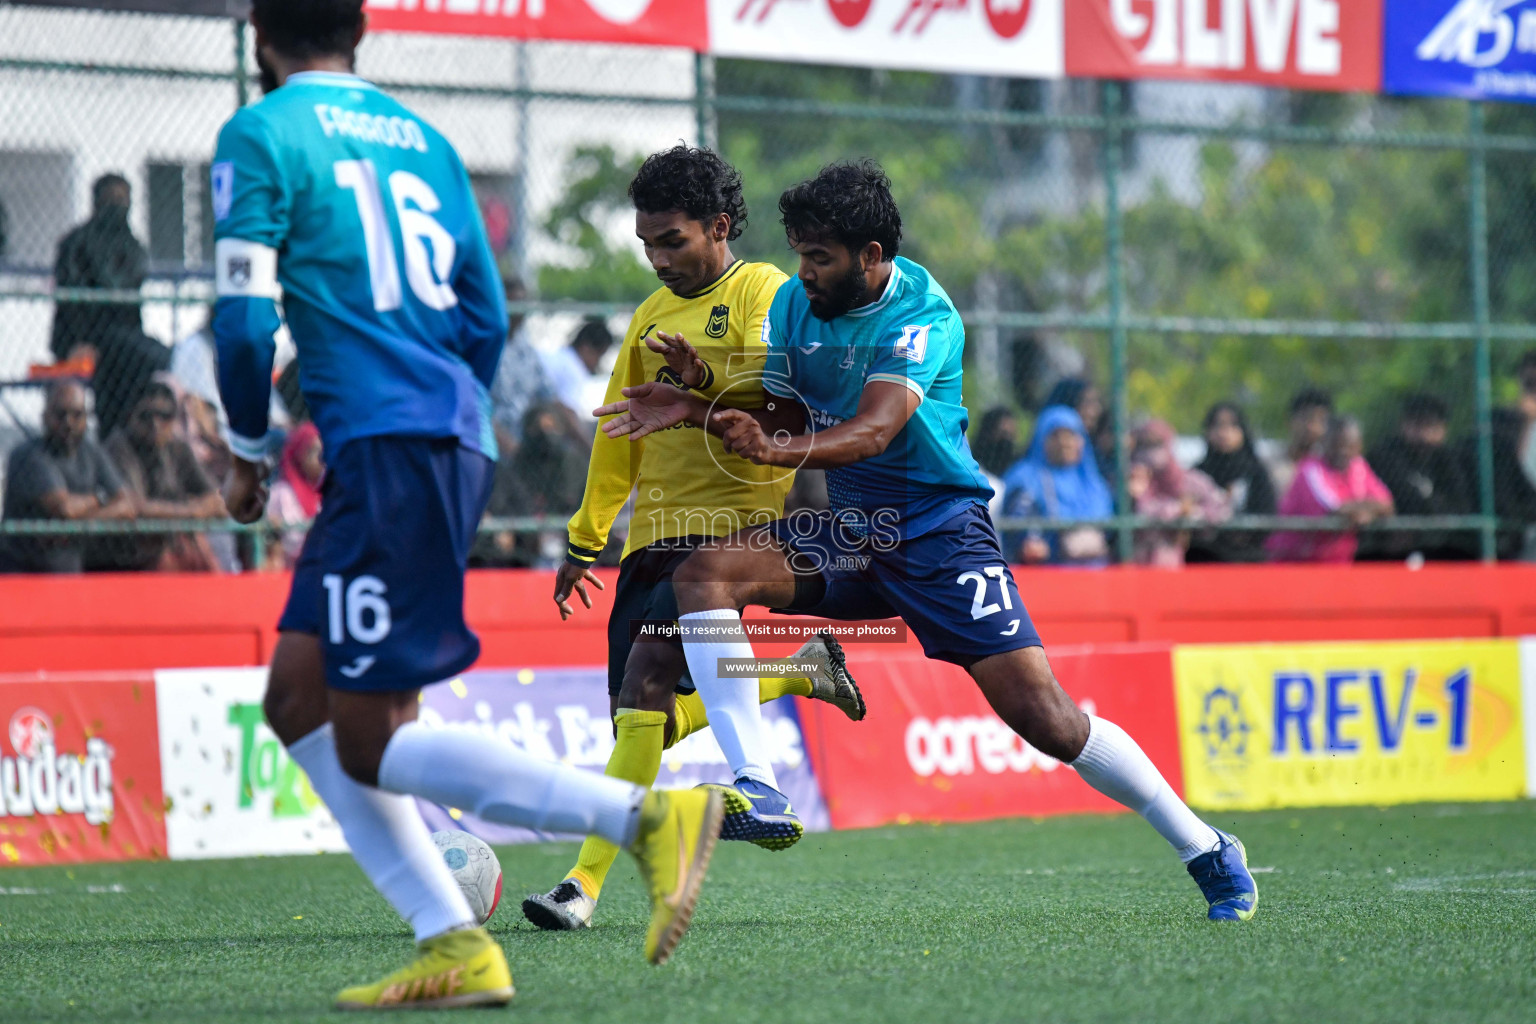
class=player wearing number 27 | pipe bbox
[602,161,1258,925]
[211,1,721,1011]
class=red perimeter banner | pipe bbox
[364,0,709,51]
[0,675,167,865]
[1065,0,1381,93]
[799,644,1181,829]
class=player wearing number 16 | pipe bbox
[211,1,723,1011]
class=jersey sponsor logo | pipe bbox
[655,366,687,387]
[895,324,931,362]
[705,304,730,338]
[210,161,234,222]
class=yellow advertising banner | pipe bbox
[1173,639,1525,810]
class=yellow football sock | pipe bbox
[761,674,814,701]
[665,676,814,750]
[567,708,666,898]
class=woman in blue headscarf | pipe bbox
[1001,405,1115,566]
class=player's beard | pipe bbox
[806,261,869,322]
[256,48,280,94]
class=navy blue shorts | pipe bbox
[767,503,1041,666]
[278,435,494,692]
[606,538,704,697]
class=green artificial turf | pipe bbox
[1,801,1533,1023]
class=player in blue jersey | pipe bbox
[599,161,1258,922]
[212,2,722,1010]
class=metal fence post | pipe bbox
[1102,80,1132,562]
[1469,102,1497,562]
[694,51,716,151]
[513,40,531,282]
[234,17,248,109]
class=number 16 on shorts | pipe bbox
[323,574,393,646]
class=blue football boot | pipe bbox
[698,778,804,851]
[1186,829,1258,921]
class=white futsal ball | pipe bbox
[431,830,503,925]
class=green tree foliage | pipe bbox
[536,145,660,301]
[536,72,1534,440]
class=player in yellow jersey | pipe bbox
[522,146,866,932]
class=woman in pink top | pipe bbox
[1267,415,1394,563]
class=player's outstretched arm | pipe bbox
[715,381,918,470]
[596,382,710,440]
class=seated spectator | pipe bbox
[1044,377,1116,482]
[1481,408,1536,560]
[1126,419,1230,567]
[1188,401,1276,563]
[1362,394,1474,561]
[1001,405,1114,567]
[1269,387,1333,497]
[1520,351,1536,495]
[972,407,1021,477]
[475,403,590,568]
[489,276,559,458]
[544,318,614,428]
[1267,415,1393,563]
[0,380,133,573]
[972,406,1021,520]
[266,422,323,570]
[102,378,226,571]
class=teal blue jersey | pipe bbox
[211,72,506,463]
[762,257,992,538]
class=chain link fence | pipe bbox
[1,4,1533,572]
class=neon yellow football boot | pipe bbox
[335,927,514,1010]
[628,788,725,965]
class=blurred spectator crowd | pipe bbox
[0,175,610,574]
[3,173,1536,574]
[986,361,1536,568]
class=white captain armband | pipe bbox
[215,238,280,299]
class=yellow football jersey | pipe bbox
[566,260,793,563]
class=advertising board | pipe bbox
[1173,639,1526,810]
[1065,0,1382,92]
[0,674,167,865]
[798,645,1182,829]
[1383,1,1536,102]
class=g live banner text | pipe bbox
[1065,0,1382,92]
[1173,639,1526,811]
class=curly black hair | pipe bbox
[778,160,901,260]
[628,145,747,241]
[252,0,365,60]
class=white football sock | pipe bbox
[287,724,474,942]
[678,608,779,789]
[1070,715,1221,863]
[377,721,646,847]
